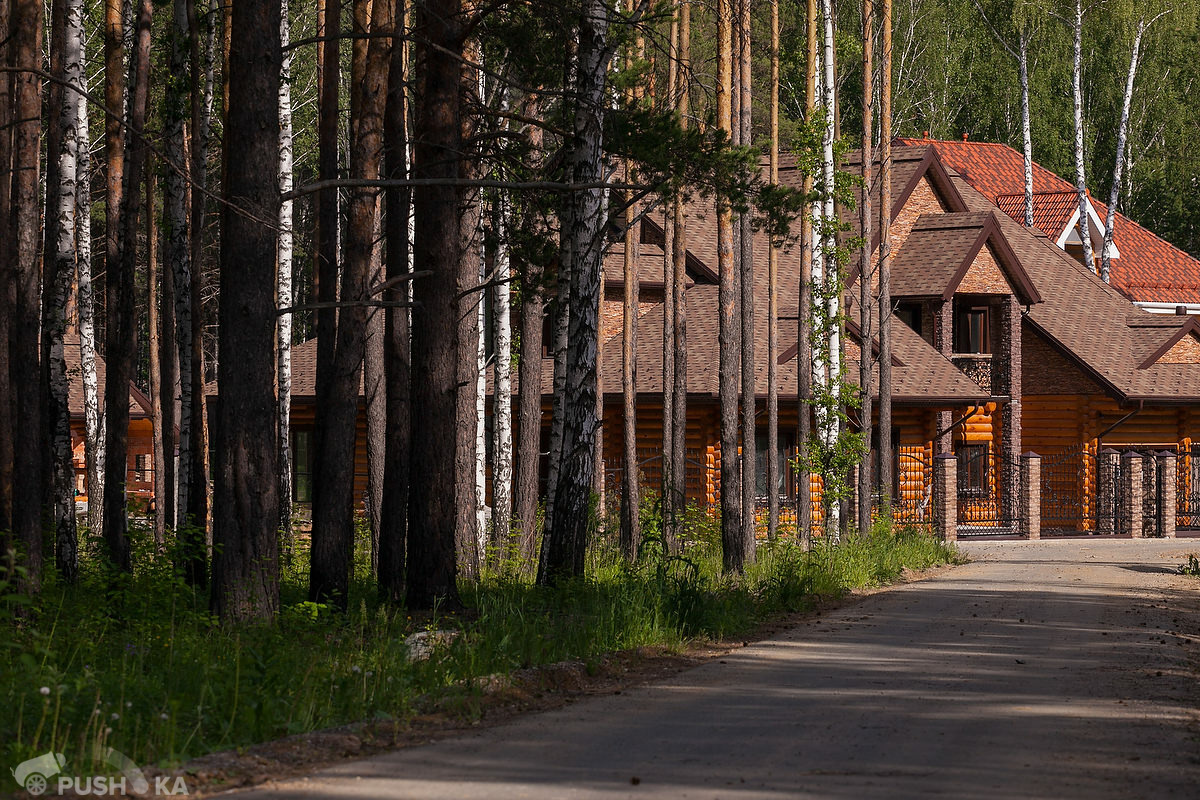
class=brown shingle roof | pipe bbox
[64,339,152,419]
[900,137,1200,304]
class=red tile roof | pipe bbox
[898,138,1200,304]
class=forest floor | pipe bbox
[203,538,1200,799]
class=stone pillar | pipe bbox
[1158,451,1177,539]
[933,301,954,455]
[934,454,957,542]
[1097,449,1119,536]
[1020,452,1040,540]
[1121,452,1143,538]
[995,295,1023,526]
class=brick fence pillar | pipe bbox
[1097,448,1119,536]
[1020,452,1040,540]
[1122,452,1143,538]
[934,454,957,543]
[1158,451,1177,539]
[996,296,1023,528]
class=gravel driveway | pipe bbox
[229,538,1200,800]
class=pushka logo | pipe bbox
[11,749,189,796]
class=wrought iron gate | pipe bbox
[956,447,1017,536]
[1040,447,1097,535]
[1177,444,1200,530]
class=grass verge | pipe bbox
[1,514,956,781]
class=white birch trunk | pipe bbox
[1019,34,1033,229]
[492,205,513,552]
[51,0,86,576]
[1101,17,1155,284]
[1071,0,1095,273]
[278,0,295,539]
[476,244,489,559]
[820,0,840,534]
[75,27,104,538]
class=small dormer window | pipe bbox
[897,302,922,336]
[954,302,990,354]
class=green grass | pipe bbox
[1,510,956,777]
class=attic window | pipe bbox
[897,302,922,337]
[954,302,990,355]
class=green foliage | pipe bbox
[1,512,954,777]
[1179,553,1200,577]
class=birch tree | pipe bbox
[1101,11,1168,283]
[45,0,83,579]
[539,0,609,584]
[278,0,295,547]
[492,202,514,557]
[1067,0,1096,272]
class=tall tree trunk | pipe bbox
[159,210,178,535]
[1070,0,1094,273]
[465,235,483,573]
[766,0,780,542]
[103,0,152,572]
[0,0,13,544]
[492,205,514,557]
[379,0,409,603]
[737,0,756,562]
[818,0,841,536]
[662,3,678,548]
[210,0,281,621]
[541,192,571,568]
[669,0,689,552]
[514,255,543,567]
[716,0,744,573]
[45,0,82,579]
[877,0,893,513]
[311,0,392,608]
[311,0,341,584]
[165,0,194,546]
[1018,35,1033,229]
[9,0,42,587]
[278,0,295,551]
[1102,16,1158,284]
[407,0,466,608]
[540,0,608,584]
[149,165,168,547]
[620,20,641,560]
[857,0,873,537]
[75,29,104,542]
[796,0,817,550]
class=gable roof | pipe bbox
[944,165,1200,401]
[890,211,1041,304]
[64,339,152,419]
[899,137,1200,304]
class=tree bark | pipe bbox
[737,0,756,562]
[278,0,295,551]
[149,165,167,547]
[1019,35,1033,229]
[379,0,409,603]
[858,0,874,537]
[669,0,689,552]
[717,0,745,573]
[1070,0,1094,273]
[540,0,608,584]
[103,0,151,573]
[1102,17,1157,284]
[45,0,82,579]
[407,0,466,608]
[797,0,817,550]
[767,0,780,542]
[492,204,514,558]
[877,0,893,514]
[620,25,641,560]
[9,0,42,586]
[311,0,392,608]
[0,0,13,544]
[210,0,281,622]
[662,3,678,547]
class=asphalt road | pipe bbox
[230,538,1200,800]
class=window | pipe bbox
[293,429,313,504]
[755,431,796,499]
[896,303,922,337]
[954,302,990,354]
[956,443,989,497]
